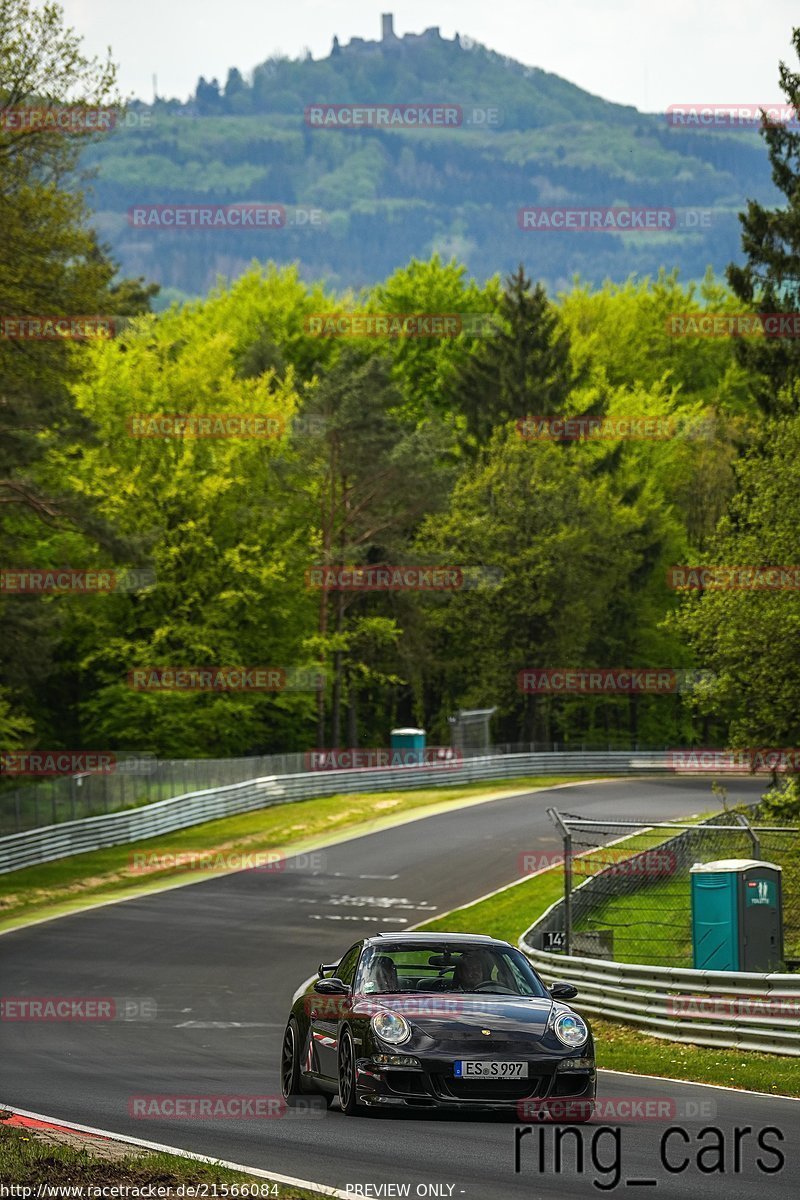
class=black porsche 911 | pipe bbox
[280,932,596,1117]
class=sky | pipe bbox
[58,0,799,114]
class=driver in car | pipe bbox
[453,950,494,991]
[363,955,400,994]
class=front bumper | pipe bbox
[355,1055,596,1110]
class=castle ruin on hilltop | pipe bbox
[330,13,461,57]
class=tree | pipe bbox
[293,346,454,746]
[416,422,686,745]
[224,67,246,98]
[675,403,800,751]
[0,0,121,521]
[727,27,800,412]
[369,254,501,423]
[0,0,155,749]
[46,301,315,757]
[194,76,222,113]
[444,264,574,450]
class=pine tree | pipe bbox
[446,264,573,449]
[727,28,800,412]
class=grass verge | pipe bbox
[576,843,800,966]
[0,775,601,932]
[418,837,800,1097]
[0,1116,322,1195]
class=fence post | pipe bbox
[548,807,573,956]
[736,811,761,859]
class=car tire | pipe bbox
[280,1018,305,1104]
[338,1028,365,1117]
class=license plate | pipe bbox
[454,1060,528,1078]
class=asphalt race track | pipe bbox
[1,776,797,1198]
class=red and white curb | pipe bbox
[0,1102,351,1198]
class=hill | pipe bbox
[84,14,779,301]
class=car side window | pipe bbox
[336,944,362,987]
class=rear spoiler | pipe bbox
[318,962,338,978]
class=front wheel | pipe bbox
[338,1029,364,1116]
[280,1019,304,1103]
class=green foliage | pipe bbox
[675,408,800,749]
[0,0,157,750]
[728,28,800,411]
[0,3,782,763]
[3,248,772,757]
[445,264,573,448]
[761,776,800,822]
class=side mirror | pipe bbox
[549,982,578,1000]
[314,977,350,995]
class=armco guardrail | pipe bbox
[520,937,800,1055]
[0,749,676,875]
[1,743,679,835]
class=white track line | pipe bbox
[0,1101,352,1198]
[598,1068,800,1101]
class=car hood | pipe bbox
[353,993,556,1036]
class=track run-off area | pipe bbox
[1,776,796,1199]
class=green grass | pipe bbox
[420,828,675,941]
[418,834,800,1096]
[574,875,693,966]
[571,831,800,967]
[0,775,601,931]
[592,1019,800,1096]
[0,1117,321,1194]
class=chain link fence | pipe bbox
[0,741,679,835]
[547,808,800,968]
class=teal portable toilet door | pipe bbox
[390,727,426,766]
[740,863,784,971]
[690,865,738,970]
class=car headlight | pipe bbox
[371,1010,411,1045]
[553,1012,588,1048]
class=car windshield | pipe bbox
[356,942,550,998]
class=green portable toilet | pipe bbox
[390,727,426,766]
[690,859,783,972]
